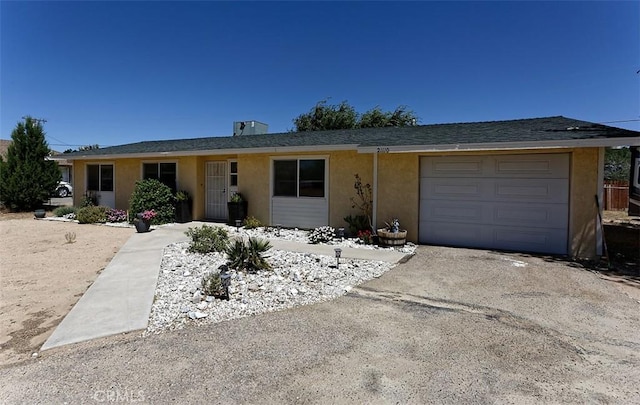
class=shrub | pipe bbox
[357,229,373,245]
[225,237,271,272]
[185,225,229,254]
[128,179,175,225]
[76,205,108,224]
[308,226,335,244]
[243,215,262,229]
[201,271,223,296]
[106,208,127,222]
[344,214,369,236]
[53,206,77,217]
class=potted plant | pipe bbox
[377,218,407,247]
[227,192,248,226]
[134,209,156,233]
[175,190,192,223]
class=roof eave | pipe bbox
[357,137,640,154]
[62,144,359,160]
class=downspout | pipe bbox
[372,153,378,232]
[596,147,605,256]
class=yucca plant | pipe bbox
[225,237,271,272]
[225,238,249,270]
[246,237,272,271]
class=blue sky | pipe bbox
[1,1,638,149]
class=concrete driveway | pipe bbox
[2,246,639,404]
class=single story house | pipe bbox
[63,116,640,259]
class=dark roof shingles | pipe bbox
[65,116,638,157]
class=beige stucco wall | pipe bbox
[71,146,602,258]
[569,148,600,259]
[376,153,420,241]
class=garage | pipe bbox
[419,153,570,255]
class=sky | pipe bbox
[1,1,638,150]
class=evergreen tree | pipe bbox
[0,117,61,210]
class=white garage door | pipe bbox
[419,154,569,255]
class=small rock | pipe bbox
[188,311,208,320]
[290,288,299,296]
[248,283,260,292]
[181,307,190,313]
[344,286,352,293]
[205,296,215,302]
[191,291,203,303]
[183,271,191,277]
[32,352,38,358]
[196,301,208,310]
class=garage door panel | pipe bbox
[493,154,570,178]
[421,158,484,177]
[419,154,570,255]
[420,222,567,255]
[423,154,569,178]
[423,178,568,203]
[422,200,567,228]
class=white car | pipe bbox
[55,181,73,198]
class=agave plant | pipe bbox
[225,237,271,272]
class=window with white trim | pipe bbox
[273,159,325,198]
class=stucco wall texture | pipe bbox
[71,147,601,259]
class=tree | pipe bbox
[0,117,61,211]
[292,100,419,131]
[604,147,631,181]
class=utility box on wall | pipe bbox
[233,121,268,136]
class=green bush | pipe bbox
[76,205,108,224]
[128,179,175,225]
[344,214,369,236]
[226,237,271,272]
[185,225,229,254]
[53,206,77,217]
[201,271,223,296]
[243,215,262,229]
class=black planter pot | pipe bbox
[176,200,192,223]
[227,201,248,226]
[134,214,151,233]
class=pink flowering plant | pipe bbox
[357,229,373,245]
[106,208,127,223]
[140,209,157,221]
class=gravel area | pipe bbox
[147,225,415,334]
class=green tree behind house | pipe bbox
[292,100,419,131]
[0,117,61,210]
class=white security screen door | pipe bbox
[205,161,227,220]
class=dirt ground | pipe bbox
[0,212,132,366]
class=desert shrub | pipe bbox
[53,206,77,217]
[308,226,335,244]
[201,271,223,296]
[76,205,108,224]
[225,237,271,272]
[128,179,175,225]
[185,225,229,254]
[344,214,369,236]
[106,208,127,222]
[243,215,262,229]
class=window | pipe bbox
[273,159,325,198]
[143,162,177,192]
[87,164,113,192]
[229,161,238,187]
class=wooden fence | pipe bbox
[603,180,629,211]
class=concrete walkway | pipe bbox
[42,223,409,350]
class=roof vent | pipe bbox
[233,121,268,136]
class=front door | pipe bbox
[205,161,227,220]
[87,163,115,208]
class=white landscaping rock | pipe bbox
[145,226,415,335]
